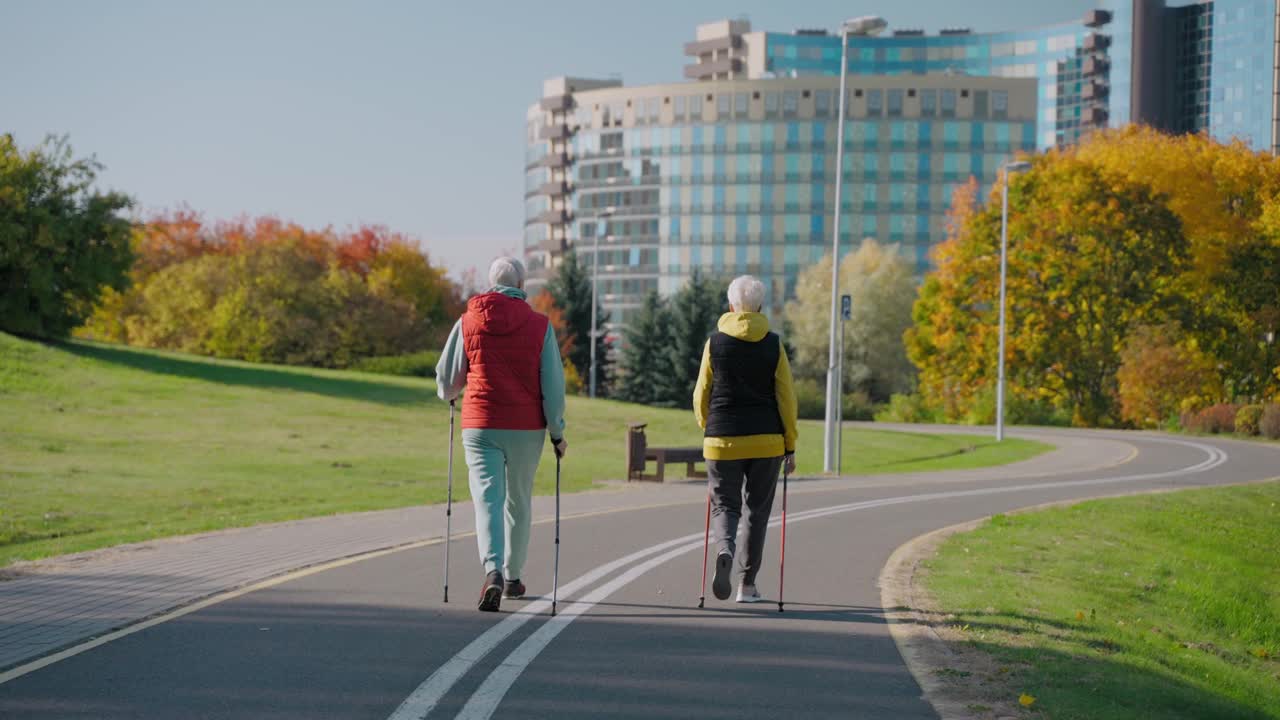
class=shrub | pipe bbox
[1181,403,1240,434]
[563,359,583,396]
[1261,404,1280,440]
[794,378,825,420]
[875,393,940,424]
[842,391,882,422]
[351,350,440,378]
[1116,324,1222,428]
[1235,405,1264,436]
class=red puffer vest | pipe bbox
[460,292,550,430]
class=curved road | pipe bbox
[1,430,1275,719]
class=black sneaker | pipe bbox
[503,579,526,599]
[712,551,733,601]
[478,571,503,612]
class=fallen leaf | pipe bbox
[1075,611,1085,621]
[1019,693,1037,707]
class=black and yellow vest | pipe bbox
[704,330,785,438]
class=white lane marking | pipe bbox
[386,534,693,720]
[448,438,1227,720]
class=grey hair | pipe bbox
[488,256,526,289]
[727,275,766,312]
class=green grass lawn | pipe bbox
[925,482,1280,719]
[0,332,1048,565]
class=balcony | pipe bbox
[1083,106,1109,126]
[540,95,573,112]
[528,208,571,226]
[1083,33,1111,52]
[1084,9,1113,28]
[543,153,571,169]
[683,34,741,57]
[1082,81,1109,100]
[1083,56,1109,76]
[539,124,572,141]
[683,57,742,80]
[529,180,569,197]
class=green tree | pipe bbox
[0,135,133,337]
[545,251,611,394]
[784,239,917,402]
[657,271,728,409]
[617,290,675,406]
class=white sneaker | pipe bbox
[735,584,764,603]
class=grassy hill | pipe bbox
[0,332,1049,565]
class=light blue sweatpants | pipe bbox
[462,428,546,580]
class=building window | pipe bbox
[734,92,749,118]
[764,92,779,117]
[940,89,957,118]
[866,89,883,117]
[992,90,1008,119]
[920,89,937,117]
[782,91,799,118]
[716,94,731,119]
[887,89,903,117]
[814,89,831,117]
[691,94,703,121]
[674,95,687,120]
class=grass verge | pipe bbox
[924,482,1280,719]
[1,332,1049,565]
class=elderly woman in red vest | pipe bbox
[693,275,799,603]
[436,257,567,612]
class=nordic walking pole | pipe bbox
[778,466,789,613]
[552,445,563,617]
[443,400,455,603]
[697,487,711,609]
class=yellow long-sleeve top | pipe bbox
[692,312,799,461]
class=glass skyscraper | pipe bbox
[525,5,1280,341]
[525,72,1036,334]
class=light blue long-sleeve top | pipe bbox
[434,285,567,440]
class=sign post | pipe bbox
[837,294,851,473]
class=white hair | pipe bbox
[727,275,766,313]
[488,256,526,289]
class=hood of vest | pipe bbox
[465,292,535,336]
[717,312,770,342]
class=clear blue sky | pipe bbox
[4,0,1095,279]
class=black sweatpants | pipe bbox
[707,455,783,586]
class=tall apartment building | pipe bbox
[524,2,1280,340]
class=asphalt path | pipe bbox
[1,430,1276,719]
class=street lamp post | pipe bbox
[590,207,616,399]
[822,17,886,472]
[996,161,1032,442]
[823,20,855,474]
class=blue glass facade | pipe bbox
[527,78,1036,327]
[527,6,1280,335]
[762,26,1090,150]
[1209,0,1277,150]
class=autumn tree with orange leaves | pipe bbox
[907,154,1187,427]
[80,211,461,367]
[907,127,1280,428]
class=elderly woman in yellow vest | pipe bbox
[693,275,799,603]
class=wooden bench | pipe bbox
[626,422,706,482]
